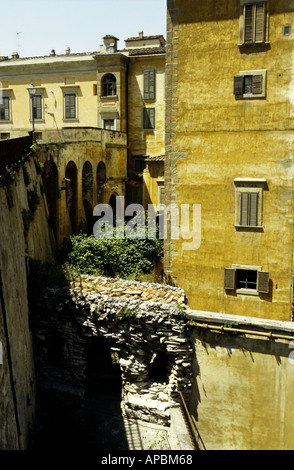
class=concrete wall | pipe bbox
[0,154,53,449]
[187,309,294,450]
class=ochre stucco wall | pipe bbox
[165,0,294,321]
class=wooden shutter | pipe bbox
[249,192,258,226]
[0,97,9,120]
[240,192,249,225]
[65,93,76,119]
[143,107,155,129]
[255,3,265,42]
[33,95,42,119]
[144,69,156,100]
[257,271,269,294]
[234,76,244,95]
[224,268,236,290]
[252,74,263,95]
[244,4,253,43]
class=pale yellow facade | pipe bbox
[0,33,166,240]
[165,0,294,321]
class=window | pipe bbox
[64,93,77,120]
[234,70,266,98]
[157,181,165,206]
[103,119,115,130]
[0,96,10,121]
[234,178,266,228]
[32,95,43,120]
[102,73,117,97]
[0,133,10,140]
[143,107,155,130]
[143,69,156,101]
[240,1,269,45]
[224,266,270,295]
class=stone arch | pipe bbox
[101,73,117,97]
[65,160,78,234]
[82,161,93,234]
[43,160,58,239]
[97,161,106,204]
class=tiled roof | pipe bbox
[126,46,166,56]
[145,155,165,162]
[126,34,165,41]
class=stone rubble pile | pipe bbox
[33,276,194,426]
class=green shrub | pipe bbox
[68,231,163,279]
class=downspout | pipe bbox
[0,269,23,449]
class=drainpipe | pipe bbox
[0,269,23,449]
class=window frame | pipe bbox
[63,92,77,121]
[239,0,270,47]
[234,178,266,229]
[31,94,43,121]
[101,73,117,97]
[143,68,156,101]
[234,69,267,99]
[224,265,270,295]
[143,107,155,130]
[0,95,10,121]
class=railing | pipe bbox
[179,391,206,451]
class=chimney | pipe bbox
[66,47,70,55]
[139,31,144,39]
[11,52,19,59]
[50,49,56,56]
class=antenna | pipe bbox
[16,32,22,52]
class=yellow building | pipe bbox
[165,0,294,321]
[0,33,166,242]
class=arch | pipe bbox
[43,160,58,239]
[82,161,93,234]
[97,161,106,204]
[65,161,78,234]
[102,73,117,97]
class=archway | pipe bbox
[82,161,93,234]
[43,160,58,239]
[65,161,78,234]
[97,161,106,204]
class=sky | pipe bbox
[0,0,167,58]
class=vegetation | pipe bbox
[67,230,163,280]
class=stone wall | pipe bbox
[32,275,193,426]
[0,153,53,449]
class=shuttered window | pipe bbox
[143,69,156,101]
[224,268,270,294]
[240,191,258,226]
[243,2,266,44]
[234,74,263,96]
[143,107,155,129]
[64,93,77,119]
[32,95,42,120]
[0,97,10,121]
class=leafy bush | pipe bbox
[68,231,163,279]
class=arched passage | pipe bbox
[65,161,78,234]
[97,161,106,204]
[43,160,58,239]
[82,161,93,234]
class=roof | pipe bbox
[126,34,165,41]
[145,155,165,162]
[126,46,166,56]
